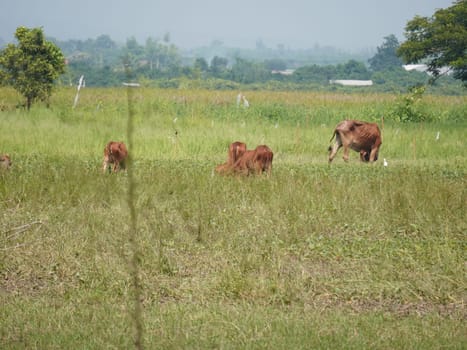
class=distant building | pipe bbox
[403,64,429,72]
[329,80,373,86]
[403,64,451,75]
[271,69,295,76]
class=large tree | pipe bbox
[369,34,403,71]
[397,0,467,83]
[0,26,65,109]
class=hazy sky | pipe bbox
[0,0,455,50]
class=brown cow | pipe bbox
[233,145,273,176]
[215,141,247,175]
[328,120,382,163]
[103,141,128,173]
[0,154,11,170]
[228,141,247,166]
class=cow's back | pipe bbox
[107,141,128,162]
[337,120,381,149]
[354,121,381,147]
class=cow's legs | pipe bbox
[103,159,110,173]
[369,147,378,162]
[256,160,265,175]
[342,146,350,162]
[359,150,368,162]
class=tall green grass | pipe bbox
[1,87,466,349]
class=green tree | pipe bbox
[264,58,287,71]
[397,0,467,83]
[230,57,270,84]
[123,37,145,67]
[145,37,159,71]
[94,35,118,68]
[210,56,229,77]
[0,26,65,109]
[336,60,371,80]
[292,64,336,83]
[194,57,209,72]
[368,34,403,71]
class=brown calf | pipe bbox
[103,141,128,173]
[228,141,247,166]
[233,144,273,176]
[215,141,247,175]
[328,120,382,163]
[0,154,11,170]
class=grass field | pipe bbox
[1,87,466,349]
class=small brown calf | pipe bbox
[215,141,247,175]
[0,154,11,170]
[228,141,247,166]
[103,141,128,173]
[233,145,273,176]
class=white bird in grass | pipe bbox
[436,131,440,141]
[236,93,242,106]
[383,158,388,167]
[242,95,249,108]
[237,93,249,108]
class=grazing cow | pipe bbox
[215,141,247,175]
[228,141,247,166]
[234,145,273,176]
[328,120,382,163]
[103,141,128,173]
[0,154,11,170]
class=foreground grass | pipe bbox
[1,88,466,348]
[2,301,464,349]
[1,160,465,349]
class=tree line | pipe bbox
[55,33,431,89]
[0,0,465,109]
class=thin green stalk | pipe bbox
[125,62,143,350]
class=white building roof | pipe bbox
[329,80,373,86]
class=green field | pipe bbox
[1,87,466,349]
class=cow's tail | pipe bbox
[328,128,338,153]
[329,129,336,143]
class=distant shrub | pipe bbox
[389,86,436,122]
